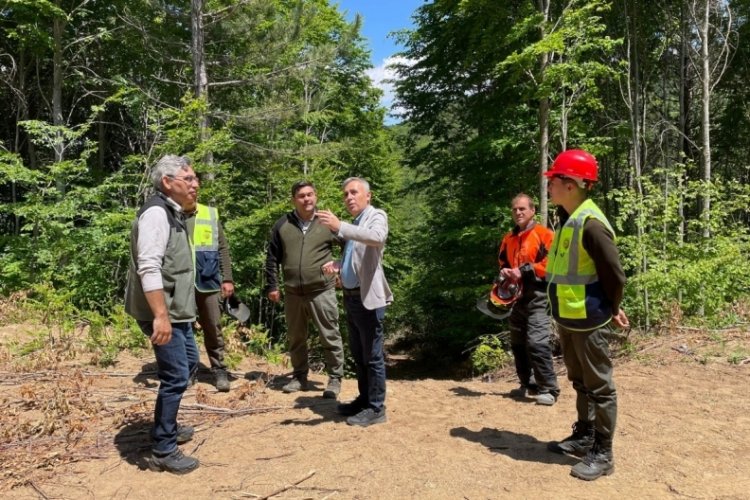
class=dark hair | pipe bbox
[291,180,315,197]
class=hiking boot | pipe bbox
[535,392,557,406]
[282,376,308,393]
[337,398,367,416]
[176,424,194,444]
[509,385,527,398]
[215,369,230,392]
[547,421,595,457]
[571,441,615,481]
[346,407,386,427]
[148,448,199,475]
[509,384,538,399]
[323,377,341,399]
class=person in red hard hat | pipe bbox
[497,193,559,406]
[543,149,629,481]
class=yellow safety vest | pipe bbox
[193,203,221,292]
[546,199,615,331]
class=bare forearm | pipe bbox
[144,289,172,345]
[144,289,169,320]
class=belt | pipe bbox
[342,287,360,296]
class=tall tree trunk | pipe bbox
[537,0,551,227]
[14,48,35,235]
[626,0,649,329]
[52,5,65,194]
[700,0,711,240]
[697,0,713,317]
[678,2,691,307]
[192,0,213,167]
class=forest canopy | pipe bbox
[1,0,749,358]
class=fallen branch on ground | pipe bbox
[179,403,288,416]
[235,470,316,499]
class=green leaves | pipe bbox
[0,151,40,184]
[611,168,750,326]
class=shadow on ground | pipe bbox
[450,427,577,466]
[277,395,344,426]
[113,420,153,471]
[449,386,536,403]
[386,351,472,381]
[132,361,159,387]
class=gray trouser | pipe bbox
[558,324,617,441]
[284,287,344,378]
[195,290,226,370]
[509,287,559,395]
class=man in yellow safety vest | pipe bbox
[182,160,236,392]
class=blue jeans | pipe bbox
[138,321,199,455]
[343,294,386,411]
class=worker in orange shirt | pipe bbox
[498,193,559,406]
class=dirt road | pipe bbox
[2,325,749,499]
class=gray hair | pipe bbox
[151,155,191,191]
[342,176,370,193]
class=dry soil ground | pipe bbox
[1,321,749,500]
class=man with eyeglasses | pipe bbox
[180,158,235,393]
[125,154,201,474]
[543,149,628,481]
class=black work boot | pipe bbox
[176,424,194,444]
[282,375,308,393]
[337,397,367,416]
[547,421,595,457]
[148,448,199,475]
[571,434,615,481]
[323,377,341,399]
[214,368,230,392]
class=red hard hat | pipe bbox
[489,276,522,309]
[545,149,599,182]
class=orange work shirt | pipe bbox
[498,221,554,281]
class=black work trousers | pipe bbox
[558,323,617,441]
[509,287,559,396]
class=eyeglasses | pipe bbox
[168,174,200,185]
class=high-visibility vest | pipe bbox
[193,203,221,292]
[546,199,614,331]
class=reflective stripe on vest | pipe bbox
[546,199,614,330]
[193,203,221,292]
